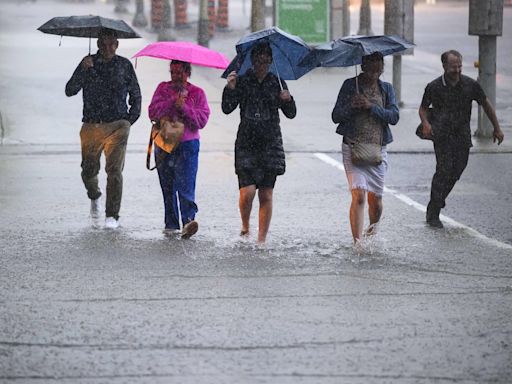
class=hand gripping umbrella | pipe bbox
[132,41,230,69]
[38,15,141,54]
[221,26,315,89]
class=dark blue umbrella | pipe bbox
[300,34,415,68]
[221,27,314,83]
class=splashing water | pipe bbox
[350,219,388,263]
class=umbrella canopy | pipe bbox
[221,26,314,81]
[132,41,230,69]
[300,34,415,68]
[37,15,141,39]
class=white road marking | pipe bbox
[314,152,512,251]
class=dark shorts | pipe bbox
[237,169,277,189]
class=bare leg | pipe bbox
[367,192,383,235]
[349,189,366,243]
[257,187,273,244]
[239,185,256,235]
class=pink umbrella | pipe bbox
[132,41,230,69]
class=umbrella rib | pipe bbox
[231,29,312,80]
[268,41,306,78]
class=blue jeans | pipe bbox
[155,140,199,229]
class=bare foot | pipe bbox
[365,222,379,237]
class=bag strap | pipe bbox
[146,129,159,170]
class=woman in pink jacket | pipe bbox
[148,60,210,238]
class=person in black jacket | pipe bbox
[65,29,141,229]
[221,42,296,244]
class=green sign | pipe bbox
[275,0,330,44]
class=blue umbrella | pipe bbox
[300,34,415,68]
[221,27,314,85]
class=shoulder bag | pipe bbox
[347,138,383,166]
[146,116,185,170]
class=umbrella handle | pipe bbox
[272,61,283,91]
[355,65,359,94]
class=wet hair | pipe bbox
[98,28,118,41]
[171,60,192,76]
[441,50,462,64]
[250,41,273,64]
[361,52,384,71]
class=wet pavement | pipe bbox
[1,0,512,382]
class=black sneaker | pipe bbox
[427,217,444,228]
[426,203,443,228]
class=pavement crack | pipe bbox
[0,373,498,382]
[0,336,476,351]
[409,266,512,279]
[0,288,507,305]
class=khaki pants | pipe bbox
[80,120,131,220]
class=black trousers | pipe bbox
[429,140,470,209]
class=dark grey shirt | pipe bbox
[421,74,486,147]
[65,53,141,125]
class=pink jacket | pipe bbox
[148,81,210,142]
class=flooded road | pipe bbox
[2,151,511,382]
[1,0,512,382]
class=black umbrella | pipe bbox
[300,34,414,68]
[299,34,414,92]
[38,15,141,54]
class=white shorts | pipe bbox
[342,142,388,197]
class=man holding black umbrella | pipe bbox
[65,28,141,229]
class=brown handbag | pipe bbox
[146,116,185,170]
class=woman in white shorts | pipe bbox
[331,52,399,244]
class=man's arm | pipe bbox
[482,98,504,145]
[65,56,94,96]
[126,64,142,125]
[419,84,433,139]
[419,105,433,139]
